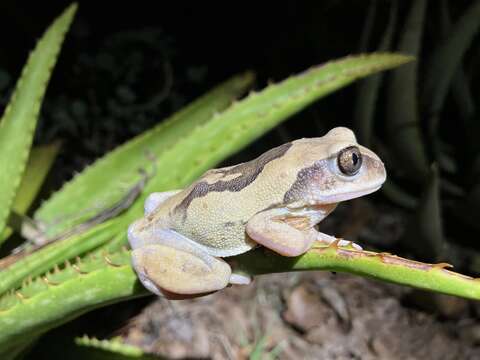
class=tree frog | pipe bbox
[128,127,386,297]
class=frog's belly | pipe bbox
[174,220,257,258]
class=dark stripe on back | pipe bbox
[175,142,293,214]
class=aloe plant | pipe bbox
[1,3,478,359]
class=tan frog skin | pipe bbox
[128,127,386,296]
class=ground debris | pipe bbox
[122,271,480,359]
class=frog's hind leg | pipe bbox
[144,190,181,215]
[129,228,232,297]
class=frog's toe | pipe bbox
[229,273,252,285]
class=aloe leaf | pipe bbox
[423,0,480,126]
[12,142,60,214]
[0,143,60,243]
[118,53,414,224]
[26,335,159,360]
[0,219,121,294]
[354,0,397,146]
[72,336,159,360]
[36,54,411,241]
[404,165,445,261]
[0,4,77,243]
[80,53,416,258]
[34,72,255,239]
[437,0,475,122]
[357,0,377,53]
[2,245,480,357]
[0,249,145,357]
[386,0,429,179]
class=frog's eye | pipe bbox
[337,146,362,176]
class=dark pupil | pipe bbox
[338,146,362,176]
[352,152,359,165]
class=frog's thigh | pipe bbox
[130,229,231,296]
[246,208,316,257]
[144,190,181,215]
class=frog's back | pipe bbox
[157,142,295,257]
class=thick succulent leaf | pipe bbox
[386,0,429,179]
[357,0,377,53]
[0,249,145,357]
[437,0,475,122]
[116,53,414,228]
[0,219,121,294]
[34,72,255,239]
[423,0,480,122]
[12,143,60,214]
[354,0,397,146]
[0,4,77,243]
[404,165,445,262]
[72,336,159,360]
[2,245,480,357]
[0,143,60,242]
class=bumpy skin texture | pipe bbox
[128,127,386,296]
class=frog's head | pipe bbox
[283,127,386,207]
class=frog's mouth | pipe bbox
[315,184,382,204]
[286,184,383,209]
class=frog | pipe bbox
[127,127,386,297]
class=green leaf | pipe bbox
[34,72,255,238]
[386,0,429,179]
[423,0,480,121]
[12,143,60,214]
[404,165,445,262]
[73,336,159,360]
[0,4,77,242]
[0,219,121,294]
[112,52,415,247]
[0,250,145,357]
[0,143,60,242]
[354,0,397,146]
[0,53,412,295]
[437,0,475,122]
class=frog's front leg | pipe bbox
[246,207,361,257]
[129,226,232,296]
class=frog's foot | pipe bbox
[131,245,231,296]
[246,208,317,257]
[129,228,231,296]
[316,232,362,250]
[229,273,252,285]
